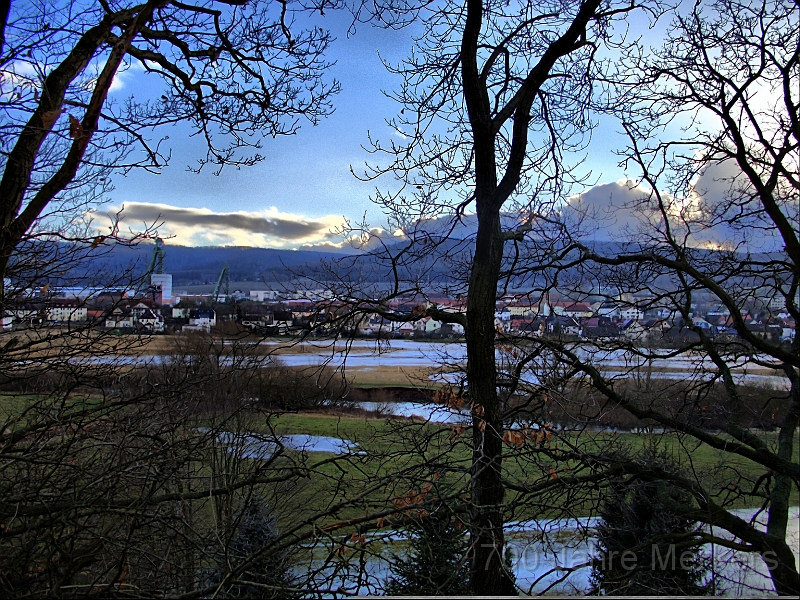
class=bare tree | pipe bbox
[0,0,342,407]
[319,0,664,593]
[1,328,459,597]
[0,0,340,293]
[304,0,800,594]
[0,0,342,491]
[0,2,414,596]
[498,0,798,593]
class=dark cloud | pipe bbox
[110,203,334,240]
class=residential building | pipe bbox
[46,299,88,323]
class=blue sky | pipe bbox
[99,9,412,248]
[94,5,686,250]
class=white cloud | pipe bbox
[683,158,789,252]
[93,166,787,254]
[391,127,408,140]
[559,167,786,251]
[108,59,146,93]
[0,61,40,97]
[108,71,128,93]
[560,179,654,242]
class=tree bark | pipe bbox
[467,206,516,594]
[458,0,604,591]
[765,372,800,595]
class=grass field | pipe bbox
[343,367,442,388]
[250,410,800,520]
[2,389,796,526]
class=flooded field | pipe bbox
[301,507,800,596]
[74,339,788,388]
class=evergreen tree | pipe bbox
[590,450,711,595]
[216,502,296,598]
[385,511,472,596]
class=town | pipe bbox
[12,277,796,347]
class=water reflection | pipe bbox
[206,430,363,458]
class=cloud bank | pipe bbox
[562,168,787,251]
[96,162,788,253]
[95,203,346,248]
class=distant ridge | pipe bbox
[95,243,347,285]
[15,238,769,292]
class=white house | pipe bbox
[105,308,134,328]
[620,319,646,340]
[46,299,88,323]
[398,321,416,337]
[137,309,165,332]
[189,308,216,330]
[250,290,281,302]
[619,306,645,321]
[494,308,512,321]
[413,317,442,334]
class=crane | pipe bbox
[137,238,166,297]
[147,238,166,276]
[212,265,230,303]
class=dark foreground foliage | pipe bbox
[385,510,472,596]
[590,448,711,596]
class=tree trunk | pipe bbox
[765,372,799,595]
[763,540,800,596]
[466,206,515,594]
